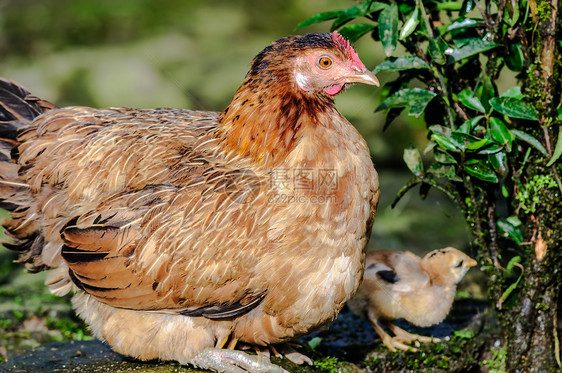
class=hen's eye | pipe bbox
[318,57,333,69]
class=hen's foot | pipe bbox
[192,347,288,373]
[240,342,312,366]
[276,343,313,365]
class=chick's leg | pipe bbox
[386,322,440,344]
[367,311,413,352]
[192,347,288,373]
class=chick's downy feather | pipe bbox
[0,32,380,371]
[348,247,477,352]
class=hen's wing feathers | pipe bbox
[40,109,271,313]
[62,211,268,315]
[179,291,266,320]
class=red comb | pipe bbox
[331,31,364,69]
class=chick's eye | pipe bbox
[318,57,333,69]
[455,260,464,268]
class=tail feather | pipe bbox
[0,78,57,169]
[0,78,56,133]
[0,78,57,271]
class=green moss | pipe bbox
[515,174,558,214]
[535,1,553,23]
[535,303,549,311]
[481,346,507,372]
[364,333,485,371]
[314,356,339,373]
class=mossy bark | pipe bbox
[504,251,561,372]
[502,1,562,371]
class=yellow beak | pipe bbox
[346,68,380,87]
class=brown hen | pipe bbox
[0,32,380,372]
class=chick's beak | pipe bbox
[466,258,478,268]
[346,68,380,87]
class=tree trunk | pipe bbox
[504,1,562,371]
[505,254,561,372]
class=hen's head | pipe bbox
[218,32,378,166]
[249,32,378,97]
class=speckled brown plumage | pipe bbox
[0,32,380,371]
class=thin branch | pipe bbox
[473,0,494,29]
[486,201,501,267]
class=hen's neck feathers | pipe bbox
[217,36,343,168]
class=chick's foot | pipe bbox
[387,323,440,344]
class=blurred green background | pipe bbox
[0,0,478,362]
[0,0,468,249]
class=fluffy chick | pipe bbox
[348,247,477,352]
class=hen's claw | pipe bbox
[276,343,313,365]
[192,347,288,373]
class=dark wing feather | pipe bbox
[179,292,266,320]
[376,269,399,284]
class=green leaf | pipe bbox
[497,256,523,309]
[307,336,323,350]
[399,6,419,41]
[403,146,424,177]
[505,43,524,71]
[376,88,437,117]
[337,24,376,42]
[450,38,500,62]
[429,163,462,181]
[435,1,464,11]
[431,133,463,152]
[458,116,484,133]
[461,0,475,16]
[475,74,495,112]
[329,2,388,30]
[489,97,539,121]
[498,277,523,309]
[458,89,486,113]
[506,216,522,227]
[489,151,508,177]
[504,0,520,26]
[489,117,513,151]
[511,129,548,156]
[505,255,522,275]
[453,330,475,339]
[374,56,430,73]
[446,18,484,32]
[464,159,499,183]
[428,36,449,65]
[453,131,502,154]
[434,149,458,164]
[465,138,493,151]
[546,126,562,167]
[363,1,389,14]
[501,86,523,99]
[297,11,343,29]
[379,3,399,57]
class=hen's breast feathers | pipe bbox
[11,103,379,343]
